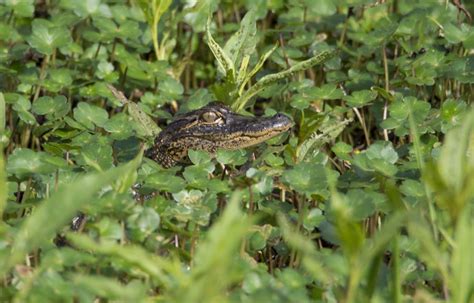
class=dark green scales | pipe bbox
[147,103,293,167]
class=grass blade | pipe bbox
[66,232,172,285]
[0,154,142,275]
[171,191,251,303]
[450,205,474,303]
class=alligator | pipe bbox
[146,102,293,167]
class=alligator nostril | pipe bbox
[274,113,291,121]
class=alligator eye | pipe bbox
[201,111,218,123]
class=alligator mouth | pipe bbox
[196,112,292,136]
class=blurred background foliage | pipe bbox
[0,0,473,302]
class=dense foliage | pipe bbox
[0,0,473,302]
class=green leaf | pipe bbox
[306,84,344,100]
[32,95,69,119]
[65,232,169,283]
[73,102,109,130]
[238,44,278,96]
[234,50,336,111]
[253,175,273,194]
[27,19,72,55]
[263,153,284,167]
[290,94,310,110]
[440,99,467,132]
[297,118,352,162]
[146,172,185,193]
[181,0,218,32]
[248,230,267,252]
[344,189,378,220]
[344,90,377,107]
[366,141,399,164]
[443,23,470,44]
[5,0,34,17]
[68,0,108,17]
[103,113,134,140]
[95,60,115,79]
[6,93,36,125]
[127,206,160,239]
[107,85,161,138]
[305,0,336,16]
[93,217,123,241]
[400,179,425,198]
[332,142,353,161]
[171,189,211,225]
[223,10,257,70]
[406,64,437,86]
[303,208,324,230]
[6,148,67,179]
[79,137,114,171]
[159,77,184,100]
[216,149,247,166]
[188,149,212,166]
[48,69,73,87]
[206,16,235,78]
[282,163,337,198]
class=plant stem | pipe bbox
[382,46,390,141]
[391,236,401,303]
[33,54,50,102]
[352,107,371,146]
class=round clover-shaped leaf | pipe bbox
[366,141,399,164]
[32,95,69,120]
[216,149,247,166]
[27,19,72,55]
[146,172,186,193]
[79,138,114,170]
[95,60,115,80]
[306,84,344,100]
[103,113,134,140]
[303,208,324,231]
[127,206,160,241]
[5,0,34,17]
[282,163,338,198]
[73,102,109,130]
[263,153,284,167]
[6,148,67,179]
[10,95,36,125]
[289,93,310,110]
[93,217,123,242]
[48,69,73,87]
[159,77,184,100]
[343,90,377,107]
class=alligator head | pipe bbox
[146,103,293,167]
